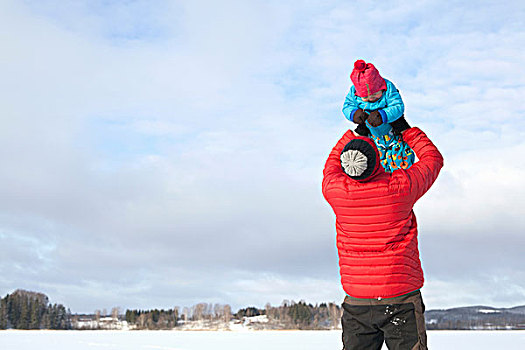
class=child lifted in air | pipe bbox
[342,59,414,172]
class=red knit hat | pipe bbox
[350,60,387,98]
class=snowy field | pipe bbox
[1,330,524,350]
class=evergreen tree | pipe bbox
[0,297,7,329]
[0,290,70,330]
[30,299,40,329]
[288,301,312,328]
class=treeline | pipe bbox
[125,308,179,329]
[0,289,71,330]
[5,289,525,331]
[274,301,341,329]
[124,301,341,330]
[125,303,232,330]
[243,300,341,330]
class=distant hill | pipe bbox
[425,305,525,330]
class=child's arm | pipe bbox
[342,86,363,123]
[371,80,405,125]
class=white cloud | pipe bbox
[417,142,525,233]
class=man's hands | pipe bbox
[391,115,411,135]
[354,123,370,136]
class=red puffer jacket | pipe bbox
[322,127,443,298]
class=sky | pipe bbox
[0,0,524,314]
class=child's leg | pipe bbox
[388,139,415,170]
[370,133,393,172]
[367,115,415,172]
[370,131,415,172]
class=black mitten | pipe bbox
[390,115,411,135]
[367,110,383,127]
[355,123,370,136]
[352,109,368,124]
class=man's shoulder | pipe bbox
[388,169,412,194]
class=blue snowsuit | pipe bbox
[342,79,414,172]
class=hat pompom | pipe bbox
[340,139,378,181]
[354,60,367,72]
[341,150,368,177]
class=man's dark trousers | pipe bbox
[341,290,427,350]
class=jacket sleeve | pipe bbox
[394,127,444,202]
[342,86,359,123]
[322,129,356,201]
[378,80,404,124]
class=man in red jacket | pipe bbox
[322,122,443,350]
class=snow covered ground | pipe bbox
[1,330,524,350]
